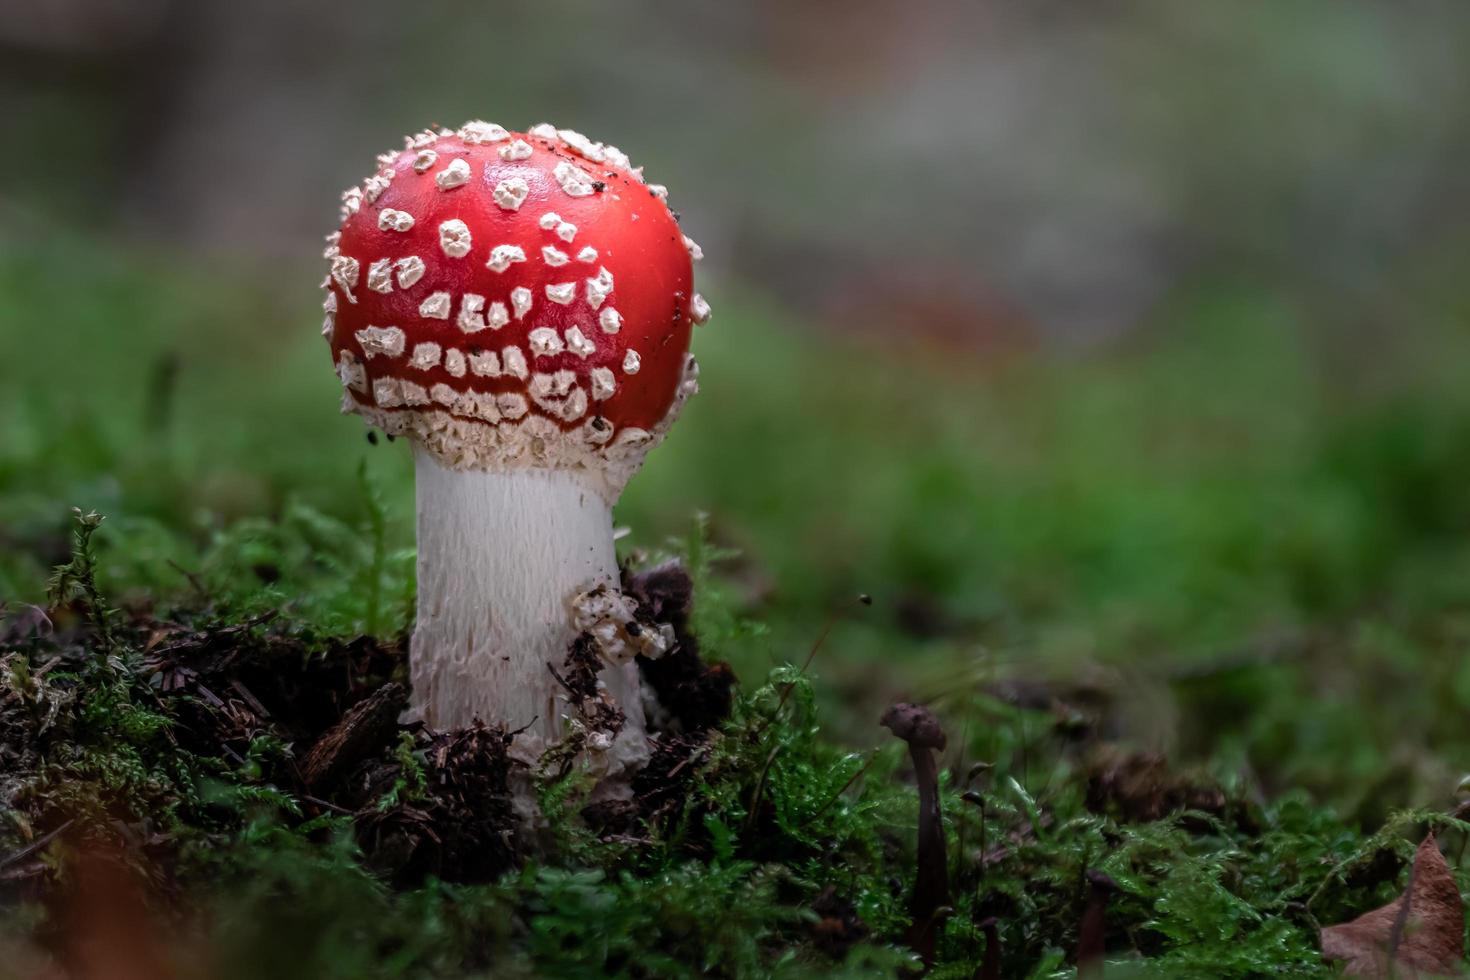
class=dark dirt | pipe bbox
[550,632,627,749]
[3,561,738,901]
[809,886,869,958]
[574,562,738,842]
[142,618,407,762]
[582,731,712,838]
[622,561,735,733]
[350,724,519,887]
[301,682,407,789]
[149,613,525,887]
[1083,746,1229,824]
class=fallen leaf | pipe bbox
[1321,833,1465,977]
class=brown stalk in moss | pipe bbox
[882,701,949,970]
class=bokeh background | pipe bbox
[5,0,1470,819]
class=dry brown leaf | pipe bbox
[1321,833,1465,977]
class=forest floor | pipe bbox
[4,233,1470,977]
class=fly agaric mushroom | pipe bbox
[320,122,708,778]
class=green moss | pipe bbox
[6,237,1470,975]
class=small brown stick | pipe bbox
[666,744,709,779]
[300,794,356,816]
[0,818,75,872]
[229,679,271,718]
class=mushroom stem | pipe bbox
[881,702,950,969]
[1077,869,1119,977]
[409,446,647,777]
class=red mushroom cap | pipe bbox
[322,122,706,492]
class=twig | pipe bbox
[301,794,355,816]
[1018,710,1028,791]
[507,715,539,738]
[229,679,271,718]
[0,819,75,872]
[666,745,709,779]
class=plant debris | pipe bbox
[1320,833,1465,978]
[351,723,519,886]
[623,560,735,732]
[1084,746,1229,824]
[548,632,627,759]
[8,511,1469,978]
[582,731,711,837]
[301,681,406,789]
[145,621,407,758]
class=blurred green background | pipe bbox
[4,0,1470,820]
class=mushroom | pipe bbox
[881,702,950,969]
[321,122,707,780]
[1077,869,1121,978]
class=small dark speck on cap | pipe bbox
[385,433,396,442]
[592,180,606,192]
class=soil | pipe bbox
[2,561,737,902]
[809,886,869,957]
[350,723,519,887]
[1083,746,1229,824]
[622,561,736,732]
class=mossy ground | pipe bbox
[4,233,1470,976]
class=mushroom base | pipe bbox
[409,448,649,782]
